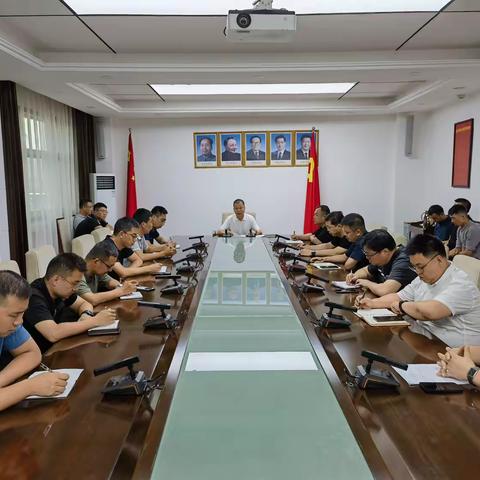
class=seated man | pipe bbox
[73,198,93,231]
[133,208,176,260]
[427,204,454,242]
[315,213,368,271]
[291,205,332,245]
[145,206,171,245]
[74,202,112,238]
[346,229,417,296]
[23,253,116,353]
[216,199,262,236]
[0,271,69,411]
[357,234,480,347]
[76,242,138,306]
[100,217,164,280]
[302,211,351,256]
[448,204,480,260]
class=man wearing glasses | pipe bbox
[23,253,117,353]
[347,230,417,297]
[357,234,480,347]
[75,242,138,306]
[100,217,164,281]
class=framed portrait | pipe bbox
[194,133,217,168]
[294,131,318,166]
[269,131,293,166]
[452,119,474,188]
[219,132,242,167]
[244,132,267,167]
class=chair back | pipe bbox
[56,217,72,253]
[71,234,95,259]
[0,260,21,275]
[91,227,110,244]
[221,212,256,224]
[453,254,480,288]
[25,245,56,282]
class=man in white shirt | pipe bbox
[357,234,480,347]
[216,199,262,236]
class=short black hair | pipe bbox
[300,134,310,141]
[363,229,396,252]
[45,253,87,279]
[79,198,92,209]
[427,204,444,216]
[86,241,118,262]
[133,208,152,225]
[405,234,446,258]
[318,205,330,215]
[223,136,236,147]
[274,135,286,143]
[151,206,168,216]
[341,213,366,231]
[199,136,212,147]
[0,271,31,304]
[233,199,245,206]
[326,211,344,226]
[94,202,107,211]
[455,198,471,212]
[250,135,261,143]
[448,204,468,216]
[113,217,140,235]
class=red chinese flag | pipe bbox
[303,129,320,233]
[126,131,137,217]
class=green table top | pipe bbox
[151,238,373,480]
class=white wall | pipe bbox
[102,115,397,236]
[0,115,11,260]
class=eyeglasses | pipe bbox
[60,276,81,289]
[98,258,116,270]
[124,232,141,241]
[410,254,439,273]
[362,250,380,259]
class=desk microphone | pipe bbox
[188,235,205,242]
[355,350,408,390]
[94,356,147,396]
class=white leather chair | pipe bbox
[71,234,95,259]
[0,260,21,275]
[221,212,256,224]
[367,225,388,232]
[56,217,72,253]
[392,233,408,247]
[25,245,56,282]
[91,227,110,244]
[453,254,480,288]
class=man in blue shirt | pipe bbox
[0,270,68,411]
[427,204,454,242]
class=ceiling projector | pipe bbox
[226,0,296,43]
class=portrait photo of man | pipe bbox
[245,133,267,166]
[220,133,242,165]
[269,132,292,165]
[194,133,217,167]
[295,131,317,166]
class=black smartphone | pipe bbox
[419,382,464,394]
[372,315,405,322]
[137,286,155,292]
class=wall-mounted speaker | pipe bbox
[94,117,106,160]
[405,115,414,157]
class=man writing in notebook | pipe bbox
[291,205,333,245]
[0,271,69,410]
[357,234,480,347]
[23,253,117,353]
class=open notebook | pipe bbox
[311,262,341,270]
[26,369,83,399]
[355,309,409,327]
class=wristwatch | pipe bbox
[398,300,408,315]
[82,310,95,317]
[467,367,480,386]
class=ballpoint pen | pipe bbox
[40,362,52,372]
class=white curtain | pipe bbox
[16,85,78,250]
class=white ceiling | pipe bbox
[0,0,479,118]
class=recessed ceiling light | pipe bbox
[149,83,355,95]
[63,0,451,15]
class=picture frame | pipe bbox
[294,130,319,166]
[194,132,218,168]
[219,132,242,167]
[268,131,293,166]
[452,118,474,188]
[244,132,268,167]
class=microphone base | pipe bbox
[288,264,306,273]
[355,365,400,389]
[320,313,351,329]
[161,285,185,295]
[101,371,147,396]
[176,265,195,275]
[301,283,324,294]
[143,315,178,330]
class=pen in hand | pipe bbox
[40,362,52,372]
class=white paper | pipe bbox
[332,281,360,290]
[285,240,303,245]
[120,291,143,300]
[355,309,409,326]
[311,262,340,270]
[185,351,318,372]
[88,320,119,332]
[160,265,168,273]
[392,364,468,386]
[27,369,84,399]
[357,308,397,317]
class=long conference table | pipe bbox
[2,236,480,479]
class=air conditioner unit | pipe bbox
[90,173,117,224]
[226,8,296,43]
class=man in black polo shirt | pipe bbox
[73,202,111,238]
[347,229,417,297]
[315,213,368,272]
[101,217,164,281]
[145,205,170,245]
[291,205,333,245]
[23,253,116,353]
